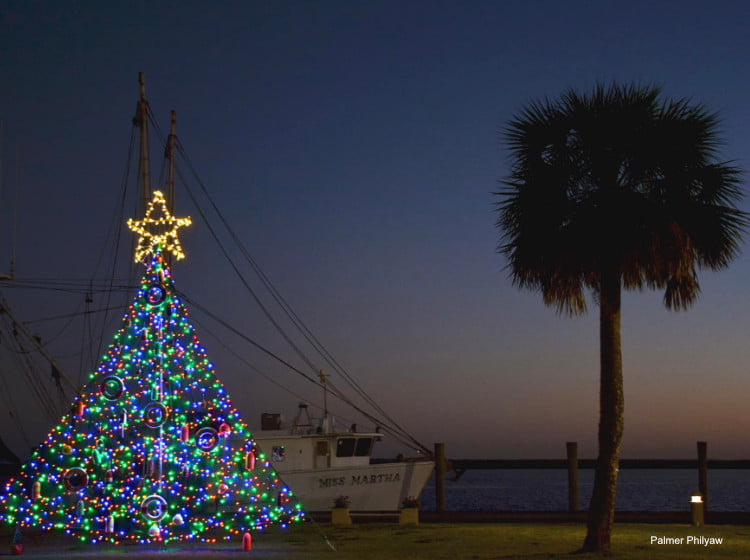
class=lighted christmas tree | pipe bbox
[0,191,305,544]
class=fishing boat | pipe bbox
[255,402,434,512]
[0,74,434,513]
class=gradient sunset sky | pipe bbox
[1,1,750,460]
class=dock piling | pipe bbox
[434,443,446,512]
[566,441,579,512]
[697,441,708,511]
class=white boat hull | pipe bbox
[278,460,434,512]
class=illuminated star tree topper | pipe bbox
[127,190,192,262]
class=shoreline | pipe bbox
[308,509,750,524]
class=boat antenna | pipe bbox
[134,72,152,216]
[319,369,329,432]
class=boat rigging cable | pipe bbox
[0,103,430,456]
[177,289,415,446]
[0,299,76,427]
[183,298,375,433]
[87,121,141,370]
[0,299,78,395]
[143,107,430,455]
[0,123,139,406]
[185,308,319,410]
[172,138,430,456]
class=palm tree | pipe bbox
[496,83,747,553]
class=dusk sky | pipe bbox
[1,1,750,461]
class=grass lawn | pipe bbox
[271,522,750,559]
[6,523,750,558]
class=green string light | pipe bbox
[0,249,305,543]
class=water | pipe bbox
[419,469,750,511]
[3,469,749,512]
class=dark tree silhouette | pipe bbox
[496,83,747,553]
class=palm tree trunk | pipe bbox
[582,264,624,553]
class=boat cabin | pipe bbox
[253,406,382,471]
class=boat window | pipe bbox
[336,438,356,457]
[272,445,286,462]
[354,437,373,456]
[315,441,328,456]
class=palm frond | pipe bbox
[496,82,747,312]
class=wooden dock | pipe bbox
[449,458,750,470]
[446,458,750,481]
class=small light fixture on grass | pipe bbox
[691,492,704,527]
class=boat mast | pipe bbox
[134,72,152,216]
[166,110,177,214]
[164,110,178,267]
